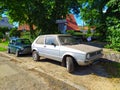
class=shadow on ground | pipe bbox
[36,58,120,78]
[82,41,107,48]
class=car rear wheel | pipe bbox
[66,56,74,73]
[16,50,20,57]
[8,48,11,54]
[32,51,40,61]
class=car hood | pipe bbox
[21,44,31,48]
[65,44,102,53]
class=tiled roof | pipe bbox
[66,14,79,31]
[18,24,36,31]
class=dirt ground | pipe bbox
[0,56,51,90]
[0,52,120,90]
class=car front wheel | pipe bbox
[66,56,74,73]
[32,51,40,61]
[8,48,11,54]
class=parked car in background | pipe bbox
[8,38,31,57]
[32,34,103,73]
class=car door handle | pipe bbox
[44,46,46,47]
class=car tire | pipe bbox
[8,48,11,54]
[32,51,40,61]
[66,56,74,73]
[16,50,20,57]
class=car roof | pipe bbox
[10,38,29,41]
[39,34,72,37]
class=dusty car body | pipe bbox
[32,34,103,73]
[8,38,31,57]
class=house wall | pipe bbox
[0,17,13,29]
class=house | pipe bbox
[79,26,96,34]
[66,14,79,31]
[18,14,95,34]
[66,14,96,34]
[18,24,36,31]
[0,17,13,29]
[56,14,80,34]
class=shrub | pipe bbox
[0,32,3,39]
[105,17,120,51]
[66,30,75,35]
[9,28,21,37]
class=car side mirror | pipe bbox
[51,43,56,47]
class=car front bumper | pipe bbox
[19,48,31,54]
[77,54,103,66]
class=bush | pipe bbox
[105,17,120,51]
[0,32,3,39]
[66,30,75,35]
[9,28,21,37]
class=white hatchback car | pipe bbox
[32,34,103,73]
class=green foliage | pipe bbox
[1,0,81,37]
[0,27,9,34]
[0,32,3,38]
[85,28,93,38]
[105,17,120,51]
[0,41,8,51]
[20,31,35,42]
[67,30,75,35]
[76,0,120,51]
[9,28,20,37]
[1,0,120,51]
[0,27,9,39]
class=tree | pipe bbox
[9,28,21,37]
[1,0,83,37]
[105,0,120,51]
[0,27,9,38]
[1,0,36,38]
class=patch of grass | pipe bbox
[0,47,7,51]
[0,41,8,51]
[100,61,120,78]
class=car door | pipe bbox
[34,36,45,56]
[44,36,60,61]
[9,40,16,53]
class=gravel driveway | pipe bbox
[0,52,120,90]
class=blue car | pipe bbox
[8,38,31,57]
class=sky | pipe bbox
[74,15,85,26]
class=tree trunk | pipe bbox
[29,23,36,38]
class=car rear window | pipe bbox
[16,39,31,44]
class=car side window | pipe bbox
[16,39,21,45]
[36,36,44,44]
[45,36,58,45]
[10,40,15,44]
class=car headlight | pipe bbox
[86,54,90,59]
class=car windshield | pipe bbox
[16,39,31,45]
[59,36,79,45]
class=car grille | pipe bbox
[89,50,102,57]
[23,48,31,52]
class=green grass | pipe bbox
[0,47,7,51]
[0,41,8,51]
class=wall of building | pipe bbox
[0,17,13,29]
